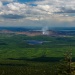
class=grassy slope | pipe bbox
[0,34,75,59]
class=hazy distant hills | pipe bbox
[0,27,30,32]
[0,27,75,36]
[0,27,75,31]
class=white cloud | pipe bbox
[34,0,75,13]
[0,0,75,26]
[7,2,26,13]
[0,1,3,7]
[0,0,75,17]
[0,2,27,16]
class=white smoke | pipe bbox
[42,26,49,35]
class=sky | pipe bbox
[0,0,75,27]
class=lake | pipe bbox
[25,40,51,45]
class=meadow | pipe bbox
[0,33,75,75]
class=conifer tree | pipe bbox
[57,50,75,75]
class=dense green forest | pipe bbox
[0,34,75,75]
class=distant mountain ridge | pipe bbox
[0,27,75,31]
[0,27,75,36]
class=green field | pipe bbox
[0,33,75,75]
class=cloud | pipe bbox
[0,1,3,7]
[0,2,27,19]
[0,0,75,17]
[0,0,75,26]
[0,0,14,3]
[7,2,26,11]
[34,0,75,14]
[1,14,25,19]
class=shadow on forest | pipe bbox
[8,57,63,62]
[8,57,75,62]
[0,57,62,66]
[0,57,75,66]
